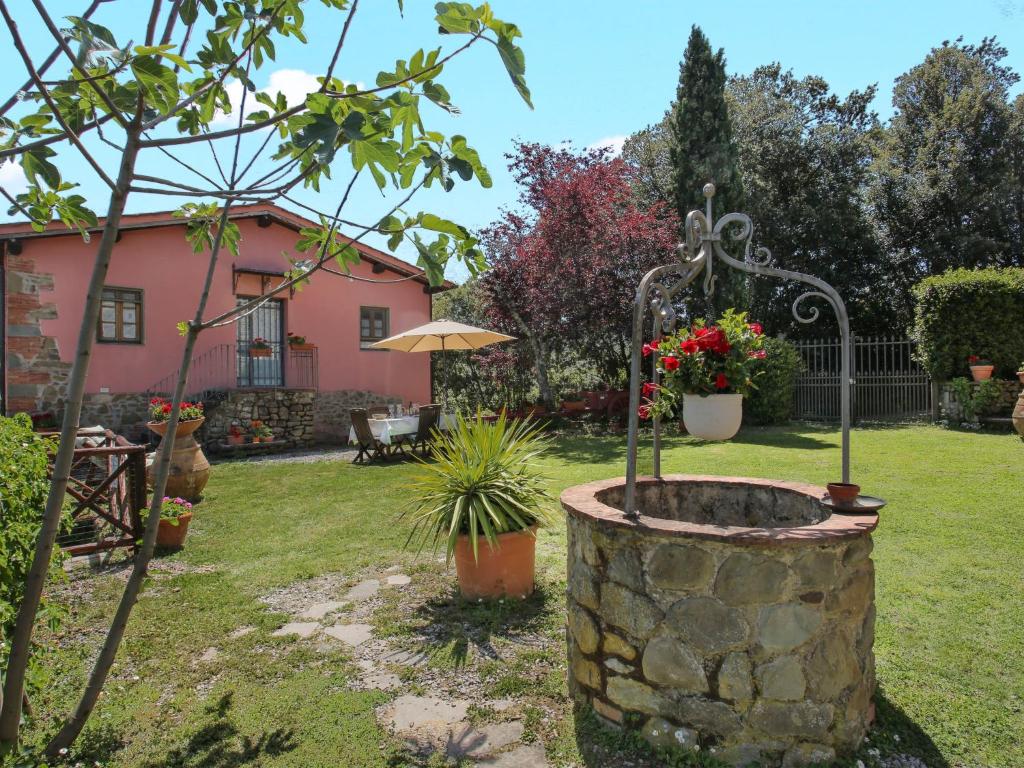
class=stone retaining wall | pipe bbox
[312,389,401,443]
[939,378,1022,422]
[198,388,316,449]
[561,476,878,768]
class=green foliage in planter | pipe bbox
[948,377,1001,423]
[403,413,558,564]
[744,337,804,425]
[912,267,1024,380]
[0,414,63,655]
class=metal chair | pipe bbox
[404,404,441,456]
[368,404,391,418]
[350,409,388,463]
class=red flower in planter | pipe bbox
[162,403,172,414]
[748,322,763,335]
[642,382,659,398]
[749,349,767,359]
[642,342,656,357]
[968,355,979,364]
[715,373,729,390]
[638,404,651,420]
[680,339,699,355]
[662,355,680,371]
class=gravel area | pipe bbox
[214,446,360,465]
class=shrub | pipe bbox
[744,337,804,425]
[912,267,1024,380]
[0,414,61,658]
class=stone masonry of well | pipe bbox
[561,475,879,768]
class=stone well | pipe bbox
[561,475,879,767]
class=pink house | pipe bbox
[0,203,446,444]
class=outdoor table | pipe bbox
[347,413,453,446]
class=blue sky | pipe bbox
[1,1,1022,283]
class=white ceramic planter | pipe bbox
[682,393,743,441]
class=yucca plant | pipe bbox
[404,412,558,564]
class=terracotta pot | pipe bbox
[682,393,743,441]
[453,527,537,600]
[156,510,192,548]
[1013,389,1024,437]
[250,347,272,358]
[827,482,861,506]
[970,364,994,381]
[251,436,261,444]
[526,405,547,418]
[227,434,245,446]
[146,417,209,502]
[288,342,315,351]
[561,400,586,412]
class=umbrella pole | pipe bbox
[441,337,449,412]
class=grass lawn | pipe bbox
[20,424,1024,768]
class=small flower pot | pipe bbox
[157,511,192,549]
[682,393,743,441]
[227,434,245,446]
[250,347,272,358]
[827,482,861,506]
[453,527,537,600]
[970,365,994,382]
[288,342,315,352]
[251,436,262,444]
[1017,371,1024,385]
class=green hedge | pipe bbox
[912,267,1024,380]
[744,337,803,425]
[0,414,56,648]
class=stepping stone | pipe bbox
[386,574,411,587]
[361,670,402,690]
[381,648,429,667]
[199,647,220,663]
[487,698,515,712]
[300,600,346,620]
[345,579,380,601]
[271,622,320,638]
[322,623,374,647]
[229,625,255,639]
[476,744,548,767]
[446,721,524,759]
[382,695,470,733]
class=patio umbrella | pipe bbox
[370,319,515,410]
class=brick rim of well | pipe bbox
[560,474,879,547]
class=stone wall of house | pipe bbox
[79,392,154,444]
[312,389,401,443]
[939,378,1022,422]
[3,250,70,416]
[196,388,316,449]
[563,479,876,768]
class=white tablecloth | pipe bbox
[348,413,453,445]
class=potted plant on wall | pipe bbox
[227,422,245,445]
[403,413,558,600]
[641,309,765,441]
[251,422,273,443]
[249,337,272,358]
[968,355,995,381]
[287,331,314,351]
[149,496,194,548]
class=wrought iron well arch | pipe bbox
[623,183,852,517]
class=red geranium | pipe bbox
[642,382,658,398]
[748,323,763,335]
[662,355,680,371]
[638,404,651,420]
[715,373,729,390]
[968,355,979,364]
[680,339,699,355]
[642,342,656,358]
[748,349,767,359]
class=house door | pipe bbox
[236,297,284,387]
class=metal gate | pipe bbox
[236,297,283,387]
[794,336,931,421]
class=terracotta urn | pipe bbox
[1013,389,1024,438]
[453,527,537,600]
[156,510,192,548]
[146,417,210,502]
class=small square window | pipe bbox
[97,287,143,343]
[360,306,389,349]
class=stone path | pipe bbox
[238,567,547,766]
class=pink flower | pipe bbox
[749,322,763,335]
[748,349,767,359]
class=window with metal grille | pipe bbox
[360,306,389,348]
[97,287,142,343]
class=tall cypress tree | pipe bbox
[669,26,746,313]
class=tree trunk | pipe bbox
[45,207,233,757]
[507,308,554,409]
[0,130,141,751]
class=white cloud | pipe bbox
[587,135,628,156]
[210,69,366,126]
[0,161,28,197]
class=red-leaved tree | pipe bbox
[482,142,678,406]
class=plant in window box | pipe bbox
[227,422,245,446]
[287,332,314,351]
[250,337,272,358]
[146,398,209,500]
[147,496,193,549]
[968,355,995,382]
[641,309,766,441]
